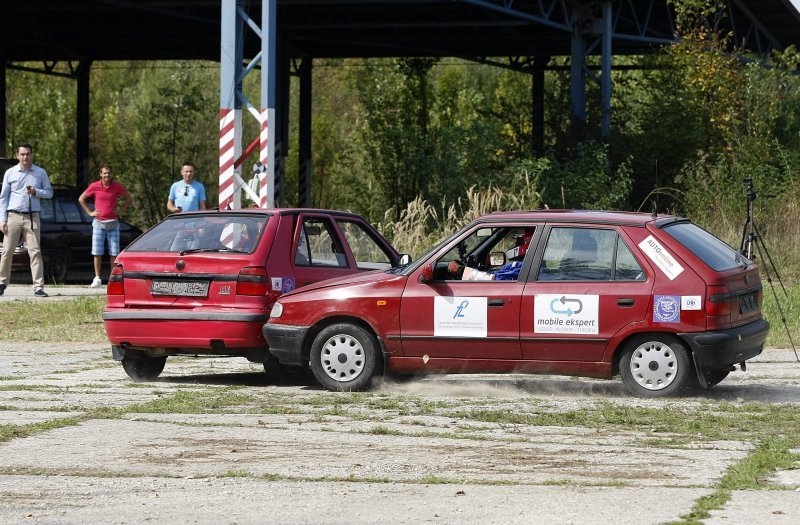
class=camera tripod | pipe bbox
[738,177,798,362]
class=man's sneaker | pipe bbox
[0,283,5,296]
[90,276,102,288]
[33,289,48,298]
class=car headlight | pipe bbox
[270,301,283,318]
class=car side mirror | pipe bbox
[398,253,412,266]
[489,251,506,266]
[419,263,434,283]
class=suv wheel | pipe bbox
[122,355,167,382]
[45,249,69,283]
[620,335,690,397]
[310,323,380,392]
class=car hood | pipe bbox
[284,269,402,296]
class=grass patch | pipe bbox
[0,296,107,343]
[124,389,252,414]
[0,417,82,443]
[675,437,800,524]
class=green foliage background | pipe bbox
[4,1,800,281]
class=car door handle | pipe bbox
[617,298,635,307]
[488,299,505,307]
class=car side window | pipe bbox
[537,228,614,281]
[436,226,533,282]
[39,199,55,221]
[336,220,393,270]
[61,201,84,223]
[614,237,646,281]
[295,218,347,268]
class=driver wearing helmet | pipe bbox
[448,228,534,281]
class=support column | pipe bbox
[570,11,587,135]
[0,60,6,158]
[219,0,243,210]
[274,33,290,207]
[531,55,546,156]
[298,58,312,207]
[76,61,91,187]
[259,0,276,209]
[600,1,612,140]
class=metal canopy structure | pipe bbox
[2,0,800,207]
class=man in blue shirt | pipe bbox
[0,144,54,297]
[167,161,206,213]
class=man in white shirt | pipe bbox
[0,144,54,297]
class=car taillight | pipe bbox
[237,266,269,296]
[108,265,124,295]
[706,284,730,330]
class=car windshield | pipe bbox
[125,214,269,254]
[661,221,744,271]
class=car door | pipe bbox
[399,224,534,360]
[291,214,358,288]
[520,225,653,362]
[334,218,398,271]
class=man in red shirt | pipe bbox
[78,165,133,287]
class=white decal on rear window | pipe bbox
[534,294,599,335]
[271,277,283,291]
[434,296,488,338]
[638,235,684,280]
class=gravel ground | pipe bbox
[1,334,799,524]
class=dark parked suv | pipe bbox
[0,183,142,283]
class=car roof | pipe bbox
[479,209,681,227]
[172,207,368,220]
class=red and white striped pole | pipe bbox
[219,108,236,209]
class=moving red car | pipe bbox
[103,208,402,381]
[264,210,769,397]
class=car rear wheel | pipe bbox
[310,323,379,392]
[122,355,167,382]
[45,249,69,283]
[620,335,690,397]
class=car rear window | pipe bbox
[126,214,269,253]
[661,222,741,271]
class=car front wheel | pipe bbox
[122,355,167,382]
[620,335,690,397]
[310,323,379,392]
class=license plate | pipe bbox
[150,280,209,297]
[740,293,757,313]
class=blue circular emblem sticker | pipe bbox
[653,295,680,323]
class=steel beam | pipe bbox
[76,61,91,187]
[298,58,313,208]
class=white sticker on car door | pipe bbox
[434,296,488,338]
[534,294,599,334]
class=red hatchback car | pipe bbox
[264,210,769,397]
[103,208,401,381]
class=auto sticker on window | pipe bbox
[681,295,702,310]
[534,294,599,334]
[653,295,681,323]
[271,277,283,291]
[434,296,488,338]
[638,235,684,280]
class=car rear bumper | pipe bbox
[104,309,269,350]
[263,323,309,367]
[679,318,769,372]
